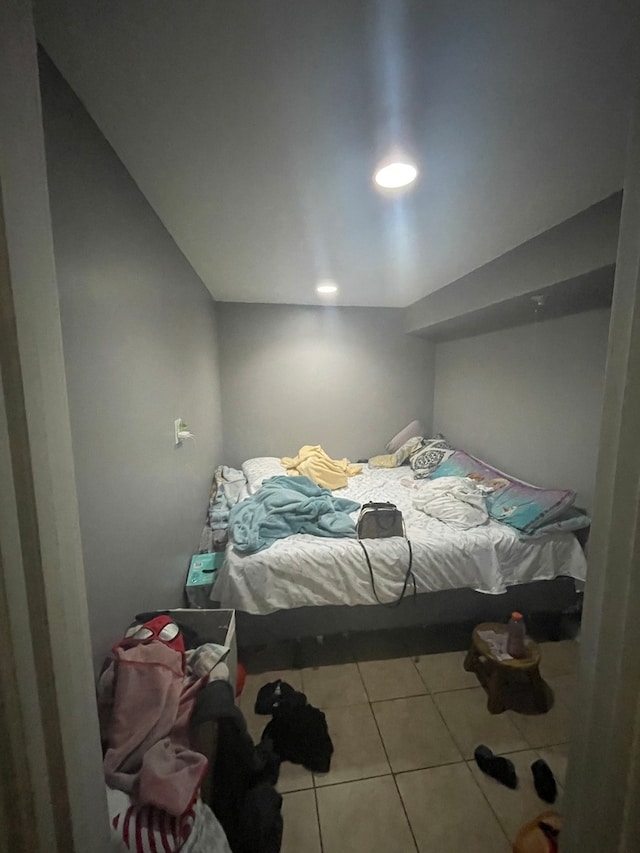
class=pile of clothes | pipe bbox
[98,612,283,853]
[253,679,334,774]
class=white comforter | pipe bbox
[212,464,587,614]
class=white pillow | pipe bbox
[385,420,424,454]
[242,457,286,493]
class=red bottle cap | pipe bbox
[511,611,523,620]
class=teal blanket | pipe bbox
[229,475,360,554]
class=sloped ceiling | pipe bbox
[35,0,637,306]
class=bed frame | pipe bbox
[232,576,580,646]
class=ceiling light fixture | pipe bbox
[374,157,418,191]
[316,281,338,295]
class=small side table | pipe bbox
[464,622,549,715]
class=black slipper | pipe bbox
[474,744,517,789]
[531,758,557,803]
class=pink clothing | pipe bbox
[102,641,207,816]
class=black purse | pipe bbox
[356,502,415,607]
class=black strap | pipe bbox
[358,539,415,608]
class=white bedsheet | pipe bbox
[211,465,587,614]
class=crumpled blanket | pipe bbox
[281,444,362,490]
[100,641,207,816]
[229,475,360,554]
[412,476,489,530]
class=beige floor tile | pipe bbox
[508,699,572,748]
[358,657,427,701]
[314,703,390,786]
[238,669,304,717]
[537,743,570,789]
[414,650,480,693]
[434,688,529,760]
[539,640,580,677]
[397,763,510,852]
[278,760,315,793]
[302,663,368,709]
[547,674,578,716]
[468,749,547,841]
[317,776,416,853]
[281,789,321,853]
[372,695,462,772]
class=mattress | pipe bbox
[211,464,587,615]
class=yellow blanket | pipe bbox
[281,445,362,490]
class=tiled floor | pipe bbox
[239,636,578,852]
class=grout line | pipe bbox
[391,756,466,778]
[428,683,468,761]
[368,698,420,853]
[354,659,371,703]
[410,658,433,694]
[315,770,396,789]
[462,759,514,846]
[368,688,429,704]
[312,780,324,853]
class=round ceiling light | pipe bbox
[374,158,418,191]
[316,281,338,295]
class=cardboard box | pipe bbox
[169,608,237,692]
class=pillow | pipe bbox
[516,509,591,539]
[430,449,575,533]
[385,419,424,454]
[410,434,455,479]
[242,457,285,494]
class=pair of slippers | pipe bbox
[474,745,557,803]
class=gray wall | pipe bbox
[218,302,435,466]
[39,54,223,667]
[433,308,611,512]
[407,193,621,334]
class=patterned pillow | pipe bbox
[410,435,454,479]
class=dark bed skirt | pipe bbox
[231,576,580,646]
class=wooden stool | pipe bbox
[464,622,549,715]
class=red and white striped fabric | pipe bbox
[108,788,195,853]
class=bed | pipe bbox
[210,459,587,645]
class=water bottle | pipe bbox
[507,611,527,659]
